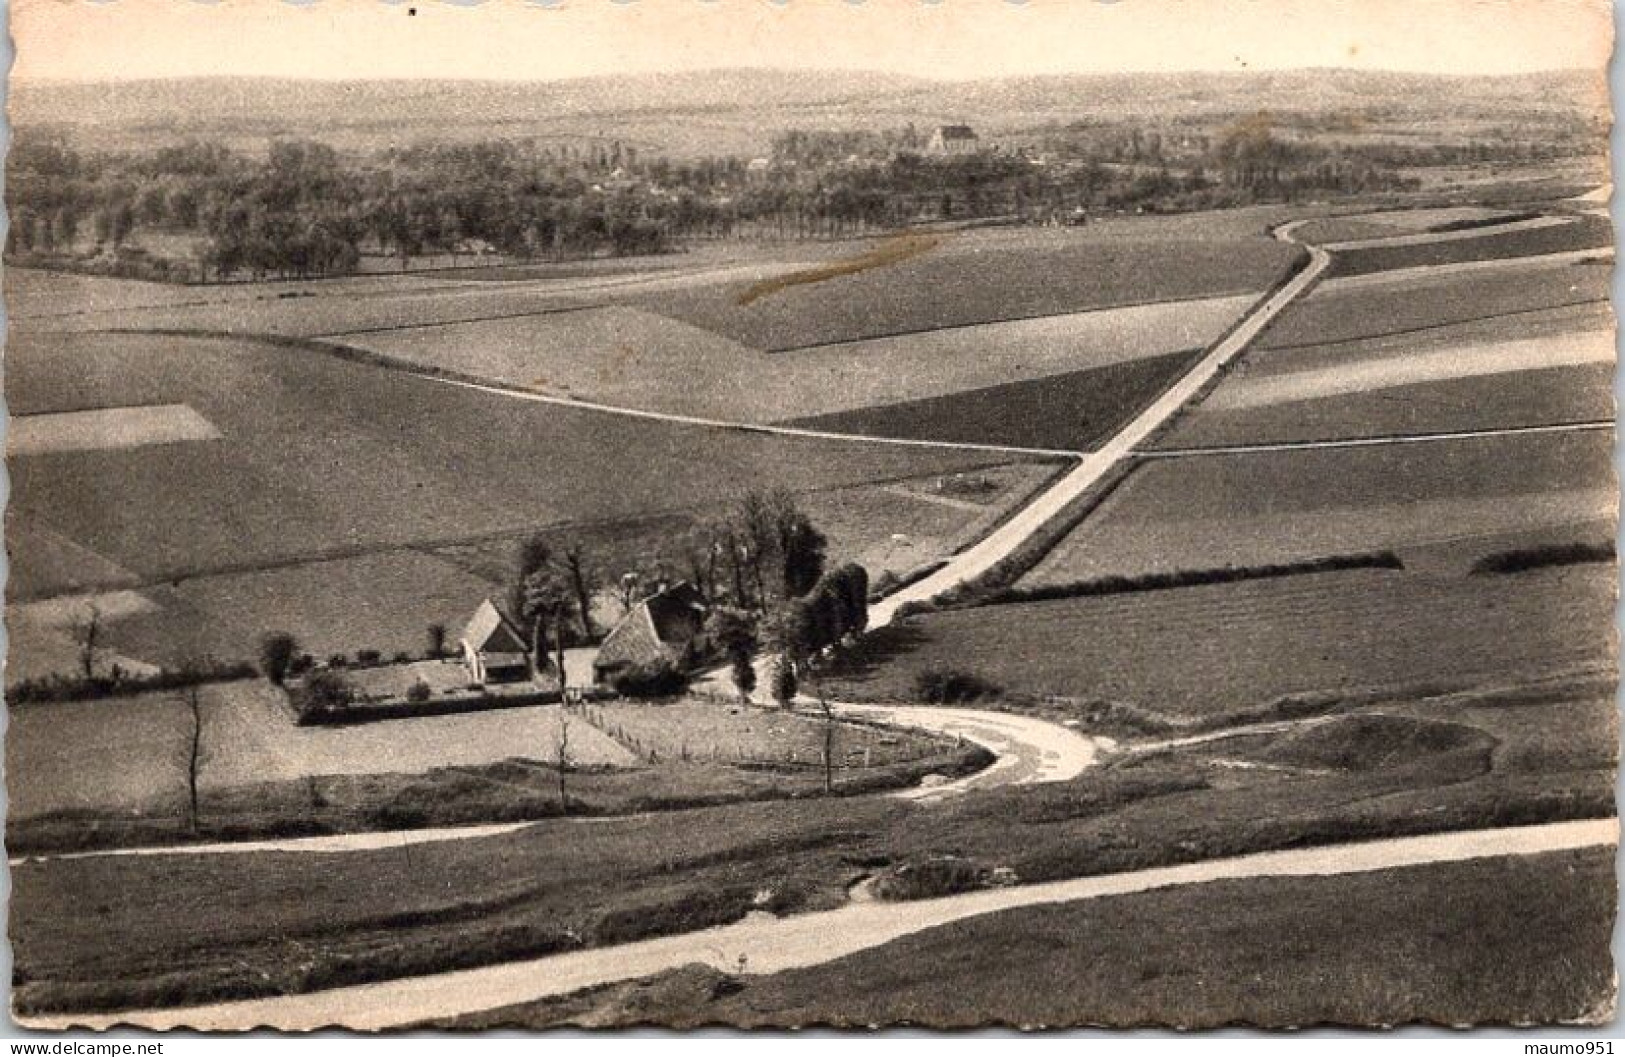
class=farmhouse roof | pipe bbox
[462,598,528,655]
[594,581,707,673]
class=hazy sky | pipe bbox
[10,0,1612,82]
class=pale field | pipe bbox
[334,293,1255,423]
[1203,327,1613,413]
[7,681,635,821]
[7,404,222,456]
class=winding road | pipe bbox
[28,818,1614,1031]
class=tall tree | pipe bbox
[559,541,599,641]
[706,607,759,704]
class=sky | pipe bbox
[8,0,1613,83]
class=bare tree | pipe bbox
[560,542,599,641]
[186,685,203,832]
[72,603,102,681]
[553,713,572,814]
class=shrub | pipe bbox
[8,660,257,705]
[406,680,433,704]
[327,653,349,669]
[915,666,1000,704]
[289,653,316,678]
[355,649,383,667]
[611,659,690,699]
[290,670,356,721]
[258,632,299,686]
[872,856,992,902]
[1470,541,1615,575]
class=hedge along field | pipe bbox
[787,349,1203,451]
[1256,256,1611,350]
[1322,213,1613,279]
[5,329,1021,599]
[1025,430,1614,585]
[1162,314,1616,448]
[330,292,1254,425]
[825,564,1615,720]
[633,226,1303,352]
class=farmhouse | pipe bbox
[593,581,710,684]
[458,598,533,685]
[928,125,980,156]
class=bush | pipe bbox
[290,669,357,721]
[8,660,257,705]
[611,659,690,699]
[406,680,433,704]
[872,856,992,902]
[915,666,1000,704]
[327,653,349,669]
[258,632,299,686]
[1470,541,1615,575]
[355,649,383,667]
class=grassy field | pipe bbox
[579,698,953,770]
[1257,256,1610,350]
[7,683,985,854]
[1324,213,1612,278]
[469,848,1615,1028]
[1029,430,1614,583]
[15,665,1612,1015]
[827,565,1614,722]
[788,349,1204,451]
[635,227,1301,352]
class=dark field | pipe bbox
[1324,214,1613,279]
[1258,258,1611,350]
[484,848,1614,1028]
[636,231,1301,352]
[787,349,1203,451]
[1031,429,1614,582]
[826,565,1614,721]
[1162,362,1614,448]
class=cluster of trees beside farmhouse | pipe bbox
[501,487,868,703]
[9,105,1530,282]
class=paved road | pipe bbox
[32,818,1614,1031]
[867,223,1331,628]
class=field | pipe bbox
[7,682,986,854]
[335,293,1250,427]
[1162,302,1613,448]
[481,848,1614,1028]
[1323,213,1612,279]
[4,325,1042,672]
[1256,255,1611,350]
[1029,430,1614,583]
[789,349,1203,450]
[632,227,1301,352]
[826,565,1613,722]
[578,698,952,770]
[16,666,1612,1016]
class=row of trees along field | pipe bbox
[8,116,1455,283]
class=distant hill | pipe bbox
[10,67,1606,157]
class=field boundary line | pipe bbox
[1140,419,1615,459]
[1257,296,1612,354]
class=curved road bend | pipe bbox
[31,817,1615,1031]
